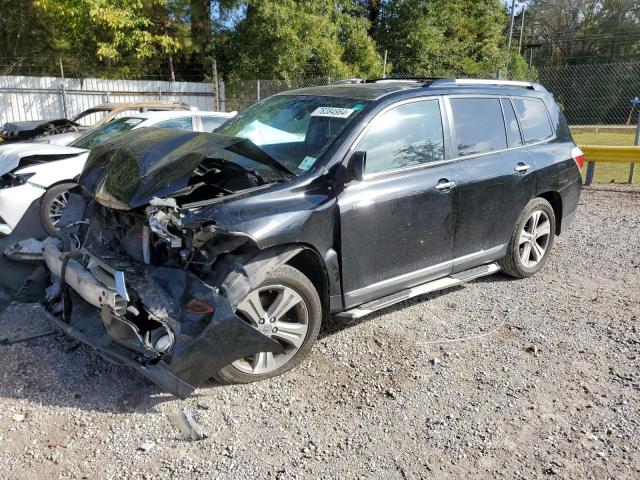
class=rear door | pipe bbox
[447,96,536,271]
[338,97,459,307]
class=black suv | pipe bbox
[38,79,582,397]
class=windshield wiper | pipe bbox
[226,138,295,178]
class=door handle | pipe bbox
[434,180,456,191]
[515,163,531,173]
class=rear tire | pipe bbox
[214,264,322,385]
[499,197,556,279]
[39,182,76,235]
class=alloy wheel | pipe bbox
[48,191,70,229]
[518,209,551,268]
[232,285,310,375]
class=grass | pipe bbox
[571,130,639,186]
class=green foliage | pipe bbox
[526,0,640,65]
[33,0,182,72]
[375,0,510,78]
[1,0,553,81]
[223,0,384,81]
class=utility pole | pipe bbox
[212,59,220,111]
[382,50,388,79]
[59,58,68,118]
[500,0,518,80]
[518,6,526,54]
[507,0,517,52]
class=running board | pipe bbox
[336,263,500,320]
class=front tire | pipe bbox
[39,182,76,235]
[499,197,556,279]
[214,264,322,385]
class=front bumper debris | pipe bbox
[41,243,284,398]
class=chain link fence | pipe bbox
[2,61,639,182]
[537,62,640,147]
[224,77,335,112]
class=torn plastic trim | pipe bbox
[42,307,195,398]
[40,243,297,396]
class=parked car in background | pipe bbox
[0,110,235,235]
[27,78,582,398]
[0,101,195,143]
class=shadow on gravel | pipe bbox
[0,271,515,411]
[0,304,186,412]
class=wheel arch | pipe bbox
[285,245,331,314]
[37,179,77,207]
[536,191,562,235]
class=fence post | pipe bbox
[257,80,260,101]
[219,80,226,112]
[59,58,68,118]
[585,161,596,186]
[629,114,640,184]
[157,88,162,101]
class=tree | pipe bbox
[525,0,640,65]
[32,0,183,76]
[222,0,384,80]
[375,0,511,77]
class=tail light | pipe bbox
[571,146,584,169]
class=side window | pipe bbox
[501,98,523,147]
[512,98,553,143]
[154,117,194,131]
[357,100,444,174]
[201,116,226,132]
[450,98,507,156]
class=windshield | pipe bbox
[71,117,144,150]
[216,95,369,174]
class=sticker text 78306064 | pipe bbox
[310,107,355,118]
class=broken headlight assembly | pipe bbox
[0,172,35,189]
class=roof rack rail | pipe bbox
[366,77,438,83]
[428,78,546,92]
[330,78,364,85]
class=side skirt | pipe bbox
[336,263,500,320]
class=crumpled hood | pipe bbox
[79,128,289,211]
[2,121,46,133]
[0,143,88,176]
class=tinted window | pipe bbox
[71,117,144,149]
[357,100,444,174]
[501,98,523,147]
[450,98,507,156]
[512,98,553,143]
[154,117,194,131]
[201,116,226,131]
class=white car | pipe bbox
[0,110,235,236]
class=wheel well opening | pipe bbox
[537,191,562,234]
[286,248,329,312]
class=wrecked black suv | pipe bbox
[35,79,582,397]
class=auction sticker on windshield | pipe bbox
[310,107,355,118]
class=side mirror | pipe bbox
[348,150,367,181]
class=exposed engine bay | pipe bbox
[23,128,301,397]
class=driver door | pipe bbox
[338,98,459,307]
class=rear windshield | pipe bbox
[216,95,370,174]
[71,117,144,150]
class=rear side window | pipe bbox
[512,98,553,143]
[201,116,226,132]
[501,98,523,147]
[357,99,444,174]
[450,98,507,156]
[154,117,194,131]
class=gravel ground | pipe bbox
[1,185,639,480]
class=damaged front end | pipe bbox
[35,129,299,397]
